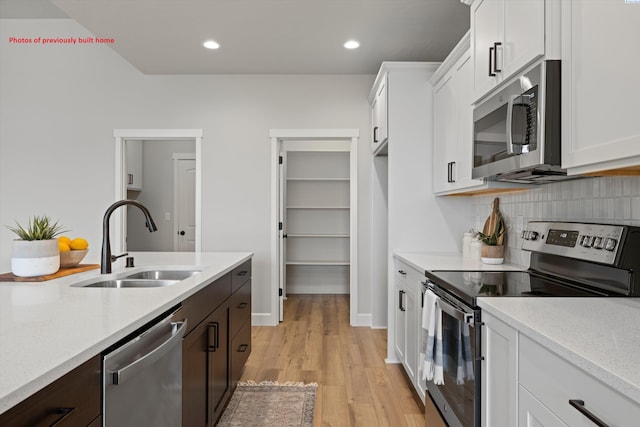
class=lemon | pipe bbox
[59,242,71,252]
[69,237,89,250]
[58,236,71,246]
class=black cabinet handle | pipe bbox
[569,400,610,427]
[398,270,406,275]
[49,407,76,427]
[238,344,249,353]
[489,46,495,76]
[399,290,406,312]
[237,271,248,276]
[447,161,456,183]
[493,42,502,72]
[373,126,379,143]
[178,230,185,236]
[238,302,248,309]
[208,322,219,352]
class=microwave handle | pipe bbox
[507,94,534,154]
[506,94,518,155]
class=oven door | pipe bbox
[426,286,481,427]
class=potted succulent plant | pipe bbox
[7,215,68,277]
[477,198,506,264]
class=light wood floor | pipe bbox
[240,294,425,426]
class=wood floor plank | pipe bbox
[240,295,426,427]
[321,385,350,426]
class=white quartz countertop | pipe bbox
[0,251,252,415]
[394,251,527,273]
[479,297,640,404]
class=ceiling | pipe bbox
[0,0,470,75]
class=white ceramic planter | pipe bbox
[481,244,505,265]
[11,239,60,277]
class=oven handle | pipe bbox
[436,294,475,325]
[425,280,475,324]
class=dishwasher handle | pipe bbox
[108,320,187,385]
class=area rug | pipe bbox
[217,381,318,427]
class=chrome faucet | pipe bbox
[101,200,157,274]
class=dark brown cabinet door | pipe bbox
[209,306,229,421]
[183,304,230,427]
[0,355,100,427]
[182,317,210,427]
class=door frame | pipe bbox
[173,153,196,251]
[269,128,359,326]
[113,129,203,254]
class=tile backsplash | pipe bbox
[472,176,640,266]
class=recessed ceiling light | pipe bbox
[203,40,220,50]
[344,40,360,49]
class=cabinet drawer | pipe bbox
[231,260,251,293]
[230,319,252,387]
[230,280,251,339]
[519,335,640,426]
[395,259,423,290]
[181,273,231,336]
[0,355,101,427]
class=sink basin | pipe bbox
[124,270,201,281]
[79,279,179,288]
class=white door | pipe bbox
[174,158,196,252]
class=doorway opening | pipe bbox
[113,129,203,254]
[270,129,359,326]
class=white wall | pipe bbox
[0,19,374,323]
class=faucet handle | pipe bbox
[110,252,129,262]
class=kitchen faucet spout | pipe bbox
[101,200,157,274]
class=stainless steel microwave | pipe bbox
[472,60,566,183]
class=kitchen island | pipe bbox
[0,251,252,416]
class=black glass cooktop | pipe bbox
[425,270,608,307]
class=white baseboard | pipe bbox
[251,313,277,326]
[353,313,372,327]
[287,284,349,294]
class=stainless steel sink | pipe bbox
[80,279,180,288]
[123,270,201,281]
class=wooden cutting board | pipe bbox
[482,198,500,235]
[0,264,100,282]
[482,198,504,245]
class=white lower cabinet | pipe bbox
[519,335,640,427]
[482,311,517,427]
[394,258,425,402]
[519,385,567,427]
[484,312,640,426]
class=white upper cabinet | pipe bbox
[126,140,143,191]
[433,33,484,194]
[562,0,640,175]
[432,33,523,195]
[370,74,389,155]
[471,0,553,102]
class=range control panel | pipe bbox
[521,221,624,265]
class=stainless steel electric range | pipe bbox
[423,221,640,427]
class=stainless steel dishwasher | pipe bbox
[102,308,186,427]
